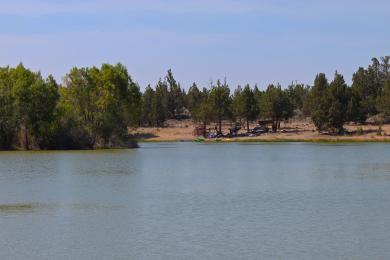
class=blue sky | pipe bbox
[0,0,389,89]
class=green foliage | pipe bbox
[286,83,309,111]
[154,79,169,127]
[349,67,379,122]
[1,56,390,150]
[142,85,157,126]
[193,90,213,136]
[377,80,390,116]
[186,83,203,117]
[166,69,185,118]
[61,63,142,147]
[209,80,231,133]
[0,64,60,149]
[303,73,328,118]
[0,67,17,149]
[231,85,244,122]
[327,73,350,132]
[310,73,350,133]
[260,84,293,130]
[231,85,259,131]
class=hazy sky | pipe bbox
[0,0,389,89]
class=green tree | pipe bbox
[63,63,141,146]
[310,73,350,133]
[231,86,244,123]
[63,67,97,143]
[209,80,231,133]
[0,67,17,149]
[12,64,59,149]
[309,74,330,131]
[166,69,185,118]
[286,83,309,111]
[381,56,390,79]
[327,73,350,133]
[192,89,213,137]
[349,67,378,122]
[154,79,169,127]
[377,80,390,116]
[142,85,157,126]
[186,83,202,117]
[231,85,259,132]
[260,84,293,131]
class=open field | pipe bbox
[130,119,390,142]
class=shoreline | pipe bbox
[138,137,390,143]
[131,119,390,144]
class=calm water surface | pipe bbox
[1,143,390,259]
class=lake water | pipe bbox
[0,142,390,259]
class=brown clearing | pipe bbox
[130,119,390,142]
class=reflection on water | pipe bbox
[0,203,125,215]
[0,143,390,259]
[0,203,34,212]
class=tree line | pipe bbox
[143,57,390,134]
[0,57,389,149]
[0,63,140,150]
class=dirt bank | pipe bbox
[130,119,390,142]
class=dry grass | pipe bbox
[130,119,390,142]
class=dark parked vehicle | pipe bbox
[251,125,269,135]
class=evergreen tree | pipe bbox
[142,85,157,126]
[192,89,213,137]
[286,83,309,111]
[260,84,293,131]
[154,79,169,127]
[166,69,185,118]
[231,85,244,123]
[186,83,202,117]
[327,73,350,133]
[209,80,231,133]
[377,80,390,116]
[307,74,330,131]
[240,85,259,132]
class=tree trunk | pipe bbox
[218,120,222,134]
[272,120,277,133]
[247,120,250,132]
[24,124,29,150]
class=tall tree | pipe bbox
[0,67,17,149]
[309,73,350,133]
[12,64,60,149]
[63,63,141,146]
[260,84,293,131]
[241,85,259,132]
[192,89,213,137]
[231,85,244,123]
[154,79,169,127]
[166,69,185,118]
[327,73,350,133]
[349,67,379,122]
[309,74,330,131]
[377,80,390,116]
[186,83,202,117]
[142,85,157,126]
[209,80,231,133]
[286,83,309,111]
[381,56,390,79]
